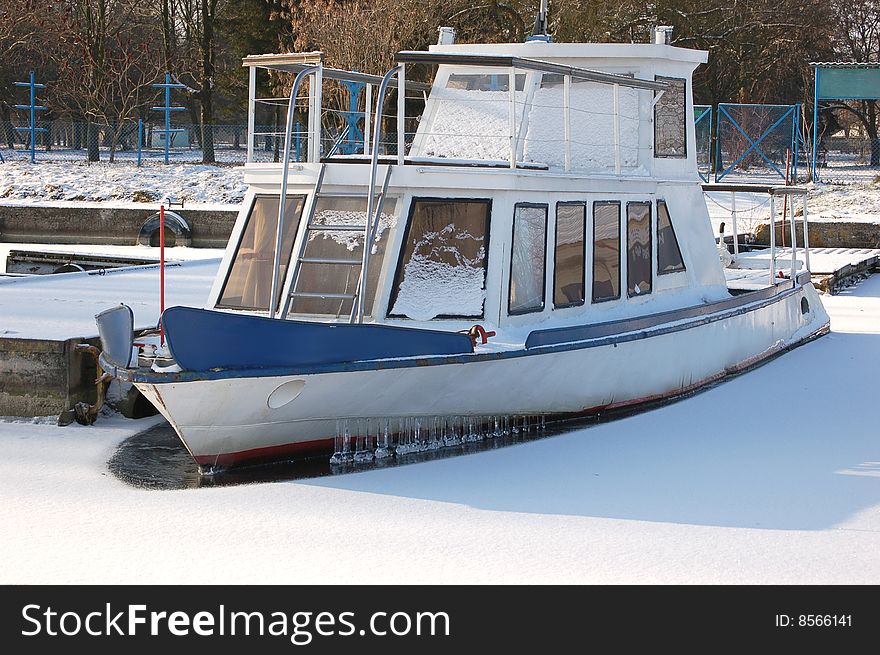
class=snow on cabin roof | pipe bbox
[428,41,708,65]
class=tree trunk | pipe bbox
[87,122,100,161]
[868,101,879,167]
[200,0,216,164]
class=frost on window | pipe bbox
[509,204,547,315]
[524,76,640,171]
[627,202,652,297]
[654,76,686,158]
[420,73,527,161]
[389,200,490,321]
[218,194,305,311]
[290,197,397,318]
[592,202,620,303]
[657,200,686,274]
[554,203,585,307]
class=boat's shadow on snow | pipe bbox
[109,282,880,531]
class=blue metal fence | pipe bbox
[715,103,801,182]
[694,105,712,182]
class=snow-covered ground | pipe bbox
[0,160,246,205]
[706,182,880,242]
[0,276,878,584]
[0,256,220,340]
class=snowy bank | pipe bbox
[0,161,246,206]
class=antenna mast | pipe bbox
[527,0,552,42]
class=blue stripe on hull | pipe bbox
[108,280,822,384]
[161,306,474,371]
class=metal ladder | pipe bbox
[281,164,393,322]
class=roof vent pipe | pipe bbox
[437,26,455,45]
[654,25,673,45]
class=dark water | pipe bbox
[108,414,612,490]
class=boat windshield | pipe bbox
[217,195,305,312]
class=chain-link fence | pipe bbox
[814,129,880,184]
[0,121,253,164]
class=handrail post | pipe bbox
[802,192,811,272]
[364,83,372,155]
[731,191,739,261]
[563,74,571,172]
[789,191,797,285]
[769,193,776,284]
[247,65,256,163]
[613,83,621,175]
[358,65,401,323]
[397,63,406,165]
[508,68,516,169]
[269,64,320,318]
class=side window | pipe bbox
[657,200,686,274]
[389,199,490,320]
[627,202,652,297]
[592,202,621,303]
[554,202,586,308]
[509,203,548,315]
[654,76,686,158]
[217,194,305,311]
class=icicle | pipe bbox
[375,418,393,459]
[354,419,374,464]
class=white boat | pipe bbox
[97,25,829,473]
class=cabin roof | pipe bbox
[428,41,708,65]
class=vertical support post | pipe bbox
[789,192,798,285]
[769,194,776,283]
[802,193,810,272]
[508,68,516,169]
[137,119,143,167]
[308,66,323,162]
[159,203,166,345]
[294,120,302,162]
[811,67,819,182]
[613,83,621,175]
[247,65,256,163]
[397,64,406,165]
[563,74,571,172]
[364,84,372,155]
[28,71,36,164]
[164,72,171,164]
[307,73,316,162]
[731,191,739,261]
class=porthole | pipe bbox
[801,297,810,315]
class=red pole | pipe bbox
[159,203,166,345]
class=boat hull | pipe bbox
[128,281,829,471]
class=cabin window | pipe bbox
[592,202,621,303]
[446,73,526,91]
[654,76,686,158]
[553,202,586,308]
[627,202,653,297]
[657,200,686,274]
[289,196,398,318]
[217,194,305,311]
[389,199,491,320]
[509,203,548,315]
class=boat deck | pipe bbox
[724,247,880,293]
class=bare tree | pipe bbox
[49,1,163,161]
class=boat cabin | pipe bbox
[208,41,729,341]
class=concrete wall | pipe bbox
[0,204,238,249]
[0,336,98,419]
[754,221,880,249]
